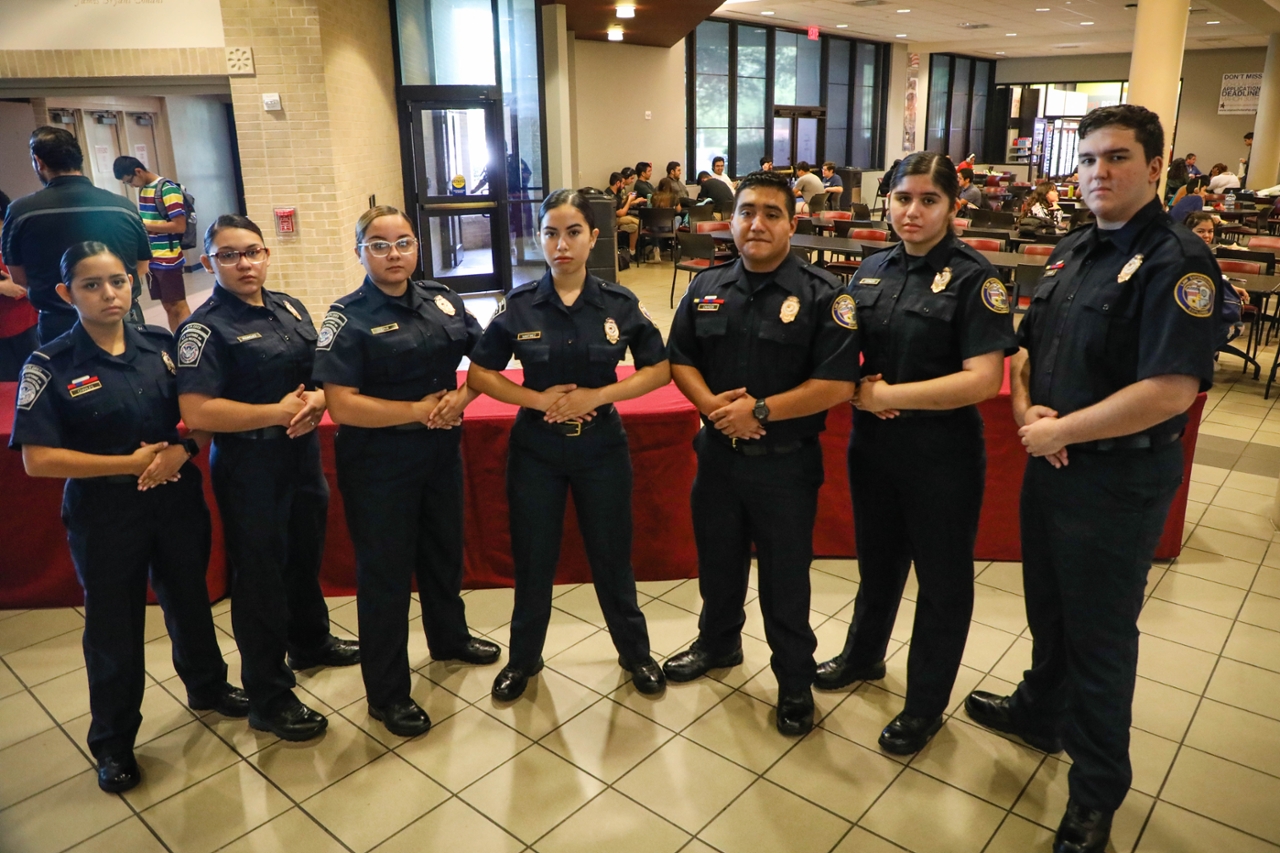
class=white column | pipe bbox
[1249,33,1280,190]
[1126,0,1188,196]
[540,4,573,192]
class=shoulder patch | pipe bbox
[1175,273,1215,318]
[177,323,212,367]
[317,311,348,351]
[16,363,52,411]
[981,278,1011,314]
[832,293,858,330]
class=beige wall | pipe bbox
[569,38,686,191]
[166,95,241,247]
[0,101,41,201]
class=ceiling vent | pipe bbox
[850,0,885,7]
[958,22,991,29]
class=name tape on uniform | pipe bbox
[177,323,212,367]
[371,323,400,335]
[317,311,348,351]
[67,375,102,397]
[16,364,51,410]
[516,331,542,341]
[236,332,263,343]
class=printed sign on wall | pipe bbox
[1219,73,1263,115]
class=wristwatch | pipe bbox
[752,398,770,426]
[182,438,200,459]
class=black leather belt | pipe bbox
[1071,431,1183,453]
[708,432,812,457]
[224,425,289,440]
[519,405,615,437]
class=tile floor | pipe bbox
[3,263,1280,852]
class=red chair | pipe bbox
[1246,235,1280,251]
[952,218,970,231]
[821,211,853,221]
[1019,244,1055,257]
[985,175,1001,187]
[849,229,889,242]
[961,237,1004,252]
[671,231,731,307]
[1219,260,1263,275]
[696,220,735,261]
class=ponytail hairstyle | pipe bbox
[355,205,414,248]
[539,189,597,232]
[59,241,122,285]
[890,152,960,209]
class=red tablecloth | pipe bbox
[0,369,1202,608]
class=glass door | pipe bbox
[404,86,510,293]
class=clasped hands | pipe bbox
[1018,405,1070,468]
[412,388,470,429]
[705,387,764,440]
[538,384,605,424]
[852,374,900,419]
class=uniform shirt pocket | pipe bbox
[1081,280,1139,320]
[588,342,627,363]
[902,293,959,323]
[367,329,427,380]
[513,340,551,364]
[694,312,729,338]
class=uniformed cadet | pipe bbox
[663,170,860,736]
[964,105,1219,853]
[10,242,245,794]
[467,189,669,701]
[312,206,499,738]
[813,152,1017,755]
[175,215,359,743]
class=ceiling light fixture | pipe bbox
[761,9,774,14]
[1206,20,1220,23]
[996,50,1006,54]
[1035,6,1050,10]
[896,33,908,37]
[616,5,635,18]
[1006,32,1017,36]
[897,8,911,12]
[1080,20,1094,25]
[836,23,848,27]
[607,26,623,40]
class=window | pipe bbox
[736,27,768,176]
[694,21,730,177]
[926,54,996,164]
[826,39,850,168]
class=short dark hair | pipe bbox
[1168,158,1188,183]
[1184,211,1216,230]
[795,161,811,173]
[958,167,975,183]
[608,171,623,186]
[112,156,146,180]
[29,126,83,173]
[635,161,651,174]
[696,171,711,182]
[204,214,266,255]
[1078,104,1164,163]
[621,167,635,180]
[712,156,725,167]
[1245,132,1254,140]
[1186,153,1197,159]
[890,151,960,207]
[759,156,772,167]
[822,161,836,172]
[665,161,681,175]
[734,170,796,219]
[540,188,596,232]
[59,241,121,285]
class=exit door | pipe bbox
[403,86,510,294]
[772,107,825,168]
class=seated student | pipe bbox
[656,161,693,208]
[710,156,734,189]
[1209,163,1242,193]
[695,170,735,206]
[1186,211,1250,306]
[759,156,774,172]
[1185,153,1202,177]
[957,168,984,211]
[608,171,639,255]
[1020,182,1065,229]
[1169,176,1217,224]
[792,161,825,213]
[633,162,655,200]
[820,161,844,208]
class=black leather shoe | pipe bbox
[248,698,328,741]
[97,752,141,794]
[492,658,544,701]
[878,712,944,755]
[188,684,249,718]
[287,636,361,670]
[661,640,744,683]
[776,689,815,736]
[435,637,501,666]
[369,698,432,737]
[964,690,1062,753]
[1054,799,1113,853]
[620,656,666,695]
[814,656,887,691]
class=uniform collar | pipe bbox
[1090,197,1164,254]
[532,271,606,309]
[359,277,426,314]
[891,233,956,273]
[70,321,156,367]
[211,282,277,316]
[727,253,803,296]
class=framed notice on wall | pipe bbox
[1219,73,1263,115]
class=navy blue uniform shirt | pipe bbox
[1017,198,1219,437]
[469,272,666,389]
[850,234,1017,397]
[175,284,319,403]
[10,323,181,453]
[666,253,861,443]
[311,278,481,398]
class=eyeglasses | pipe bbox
[359,238,419,257]
[211,247,269,266]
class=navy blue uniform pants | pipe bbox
[211,432,332,715]
[505,410,650,669]
[841,408,985,718]
[335,426,472,708]
[64,467,227,761]
[1014,443,1183,813]
[690,429,824,693]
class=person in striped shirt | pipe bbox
[114,156,190,331]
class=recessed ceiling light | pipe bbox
[1080,21,1094,25]
[897,8,911,12]
[996,51,1006,54]
[615,4,635,18]
[1036,7,1050,10]
[1206,20,1220,23]
[607,26,623,40]
[761,9,774,14]
[896,33,908,37]
[836,23,848,27]
[1006,32,1017,36]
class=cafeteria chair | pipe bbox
[970,208,994,227]
[795,218,816,235]
[1217,247,1275,275]
[987,210,1019,229]
[806,192,828,215]
[960,237,1006,252]
[671,231,731,307]
[851,203,871,220]
[1013,263,1045,314]
[713,199,736,219]
[952,218,970,232]
[637,207,679,265]
[696,220,736,261]
[686,203,715,228]
[1243,235,1280,251]
[1019,244,1055,258]
[1218,259,1267,376]
[964,227,1014,241]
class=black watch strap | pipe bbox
[182,438,200,458]
[753,397,770,425]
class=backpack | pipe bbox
[161,179,199,250]
[1219,277,1243,349]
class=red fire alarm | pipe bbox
[274,207,297,234]
[807,26,820,40]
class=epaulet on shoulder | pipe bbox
[416,278,450,292]
[137,324,173,339]
[507,280,538,299]
[953,239,989,264]
[332,292,360,309]
[798,259,843,289]
[1058,225,1091,249]
[32,338,70,359]
[600,279,640,302]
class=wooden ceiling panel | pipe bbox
[539,0,723,47]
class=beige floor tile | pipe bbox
[614,735,756,833]
[1183,500,1208,525]
[534,789,690,853]
[1200,506,1277,541]
[1014,756,1155,851]
[1187,481,1220,504]
[545,629,631,696]
[1198,423,1256,442]
[296,658,378,712]
[1185,698,1280,778]
[0,726,92,810]
[461,587,516,634]
[122,718,242,811]
[1169,547,1261,589]
[1150,571,1249,618]
[1132,676,1201,741]
[484,610,598,662]
[1266,542,1280,570]
[303,752,449,852]
[459,744,606,844]
[741,596,768,644]
[707,633,774,689]
[540,695,673,783]
[1190,463,1228,487]
[375,797,525,853]
[1136,801,1280,853]
[812,558,861,582]
[656,578,703,615]
[0,608,83,657]
[862,767,1005,853]
[1240,592,1280,631]
[549,584,610,628]
[0,608,28,621]
[989,635,1034,685]
[0,769,132,853]
[1204,411,1264,428]
[819,683,911,763]
[0,690,55,751]
[1211,486,1276,516]
[909,717,1045,809]
[0,662,22,700]
[638,598,702,658]
[976,562,1025,596]
[1138,598,1233,653]
[1129,728,1180,796]
[1254,567,1280,598]
[1223,471,1278,496]
[398,705,532,792]
[218,808,349,853]
[890,598,918,643]
[250,713,387,801]
[809,570,860,617]
[326,600,359,634]
[422,655,508,704]
[612,676,734,731]
[682,690,794,772]
[1184,527,1269,564]
[201,705,281,758]
[738,667,848,724]
[764,727,902,821]
[971,584,1028,635]
[634,579,690,599]
[1136,633,1219,693]
[3,628,87,687]
[958,622,1020,672]
[64,816,168,852]
[339,671,470,749]
[1224,621,1280,673]
[699,778,851,853]
[830,826,910,853]
[479,667,604,740]
[982,814,1056,853]
[1161,747,1280,845]
[143,762,292,853]
[1205,657,1280,722]
[28,666,90,723]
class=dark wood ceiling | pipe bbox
[538,0,722,48]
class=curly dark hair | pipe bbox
[1078,104,1164,163]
